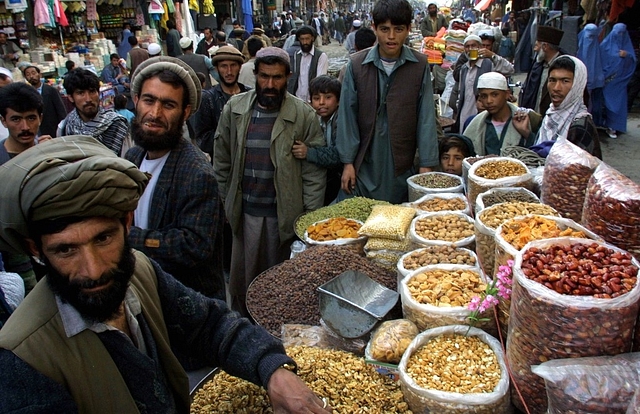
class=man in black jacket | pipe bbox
[23,65,67,137]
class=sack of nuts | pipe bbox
[399,264,496,335]
[359,205,416,241]
[462,154,499,190]
[398,325,511,413]
[397,246,479,283]
[475,186,540,213]
[531,353,640,414]
[541,137,601,223]
[406,172,464,202]
[409,192,472,216]
[467,157,534,211]
[582,163,640,262]
[409,211,476,249]
[493,215,602,339]
[507,238,640,414]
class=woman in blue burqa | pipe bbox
[577,23,605,126]
[600,23,636,139]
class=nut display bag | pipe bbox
[467,157,534,211]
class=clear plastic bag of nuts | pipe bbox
[541,137,601,223]
[582,163,640,262]
[492,215,602,339]
[398,265,497,335]
[531,352,640,414]
[507,237,640,414]
[408,192,472,216]
[397,246,479,285]
[409,211,476,249]
[467,157,534,211]
[406,172,464,202]
[398,325,512,414]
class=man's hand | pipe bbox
[267,369,332,413]
[620,50,628,58]
[341,163,356,194]
[37,135,53,144]
[512,109,531,137]
[479,48,494,59]
[419,167,433,174]
[292,140,308,159]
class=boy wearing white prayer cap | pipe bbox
[463,71,542,156]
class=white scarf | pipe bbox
[536,56,592,144]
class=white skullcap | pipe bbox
[478,29,494,38]
[477,72,509,90]
[179,37,193,49]
[352,20,362,28]
[0,67,13,79]
[147,43,162,56]
[463,34,482,45]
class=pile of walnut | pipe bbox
[190,345,412,413]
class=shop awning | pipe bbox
[474,0,492,11]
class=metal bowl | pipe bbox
[318,270,399,339]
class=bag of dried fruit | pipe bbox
[467,157,534,210]
[398,264,496,335]
[406,172,463,202]
[365,319,419,364]
[531,352,640,414]
[541,137,601,223]
[507,237,640,414]
[582,162,640,262]
[398,325,511,413]
[493,215,601,339]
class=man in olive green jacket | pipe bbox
[214,47,326,316]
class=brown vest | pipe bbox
[0,250,190,414]
[350,47,428,176]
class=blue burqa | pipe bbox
[117,28,133,60]
[578,23,605,125]
[600,23,636,133]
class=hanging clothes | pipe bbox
[54,0,69,26]
[174,2,183,34]
[34,0,52,27]
[600,23,636,133]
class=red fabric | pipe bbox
[609,0,634,22]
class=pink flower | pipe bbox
[468,296,481,311]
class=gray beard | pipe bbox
[536,51,545,63]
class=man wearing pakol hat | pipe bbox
[420,2,447,37]
[59,68,128,155]
[176,36,217,89]
[124,56,223,300]
[519,25,565,115]
[513,56,602,159]
[195,46,250,159]
[214,47,326,317]
[0,135,332,413]
[344,19,362,54]
[287,25,328,103]
[455,33,514,132]
[464,72,542,156]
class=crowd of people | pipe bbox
[0,0,637,411]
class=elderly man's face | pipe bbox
[132,76,190,152]
[24,67,41,87]
[255,62,289,109]
[38,216,135,323]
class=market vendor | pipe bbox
[0,136,332,414]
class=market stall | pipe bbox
[187,137,640,413]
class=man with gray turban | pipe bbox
[0,135,331,413]
[125,56,224,301]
